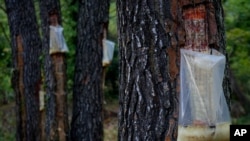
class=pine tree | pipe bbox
[5,0,42,140]
[70,0,110,140]
[117,0,230,140]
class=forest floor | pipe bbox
[1,100,250,141]
[0,100,119,141]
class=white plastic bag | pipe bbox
[178,49,231,141]
[102,39,115,67]
[49,25,69,54]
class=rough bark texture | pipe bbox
[117,1,174,140]
[212,0,231,107]
[5,0,42,140]
[39,1,69,140]
[70,0,110,141]
[117,0,230,141]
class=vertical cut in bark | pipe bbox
[117,0,230,141]
[39,1,69,140]
[5,0,42,140]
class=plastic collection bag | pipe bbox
[177,49,231,141]
[49,25,69,54]
[102,39,115,67]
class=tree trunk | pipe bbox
[117,0,230,141]
[70,0,109,140]
[5,0,42,140]
[39,1,69,140]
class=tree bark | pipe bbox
[117,1,174,140]
[5,0,42,140]
[39,1,69,140]
[70,0,110,140]
[117,0,230,141]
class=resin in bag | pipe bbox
[49,25,69,54]
[177,49,231,141]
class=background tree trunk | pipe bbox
[70,0,109,140]
[117,0,230,141]
[39,0,69,140]
[5,0,42,140]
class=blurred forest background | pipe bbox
[0,0,249,140]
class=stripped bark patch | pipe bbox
[167,47,178,81]
[16,35,27,141]
[183,4,208,52]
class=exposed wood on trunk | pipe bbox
[5,1,25,140]
[16,35,26,141]
[117,0,230,141]
[5,0,42,140]
[51,53,68,141]
[183,4,208,51]
[39,1,69,140]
